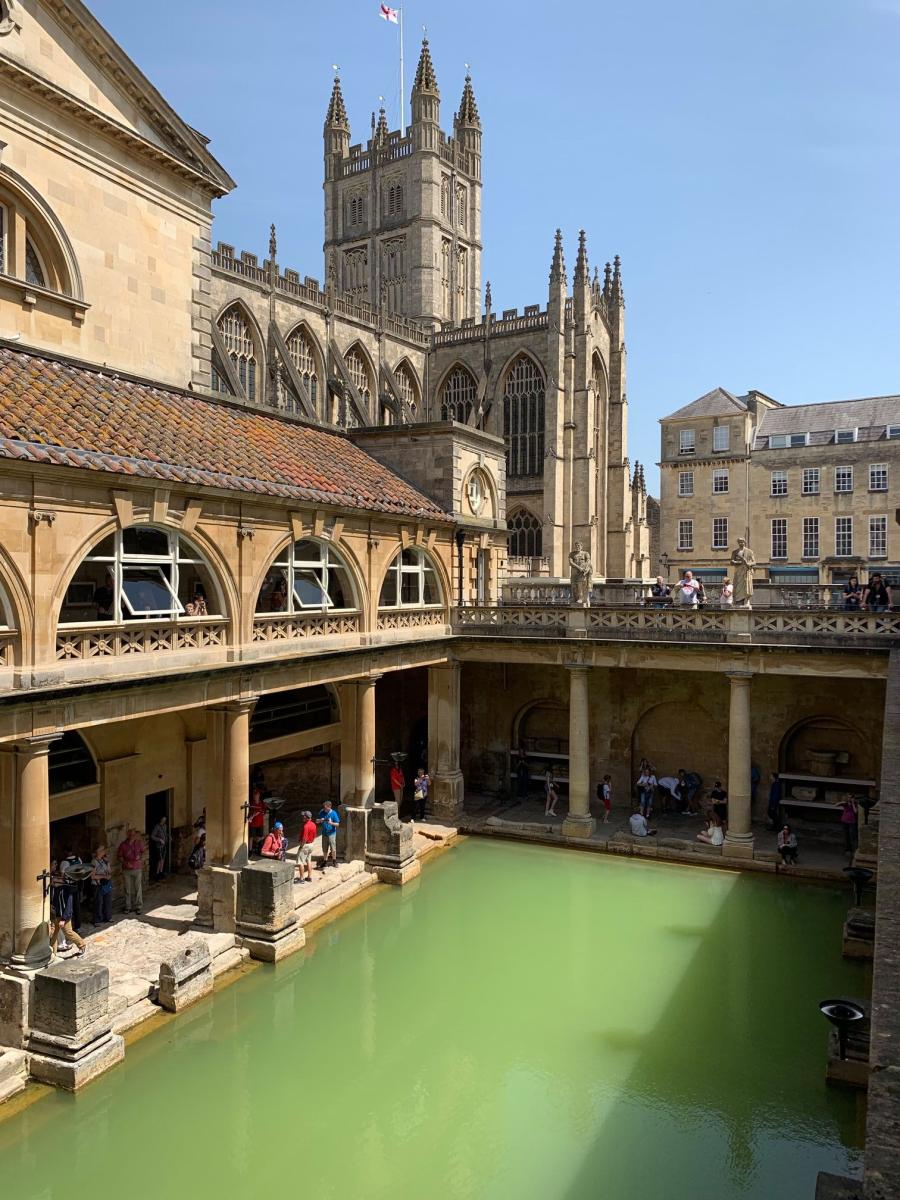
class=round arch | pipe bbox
[778,714,871,779]
[213,300,266,403]
[283,320,326,418]
[511,697,568,754]
[49,729,98,796]
[52,521,237,631]
[252,534,365,621]
[0,543,33,666]
[377,544,450,613]
[0,164,83,298]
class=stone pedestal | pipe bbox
[562,664,596,839]
[158,939,213,1012]
[27,961,124,1091]
[236,861,305,962]
[195,865,239,932]
[365,802,419,885]
[0,971,32,1049]
[723,672,755,859]
[337,806,369,862]
[854,807,879,871]
[842,907,875,960]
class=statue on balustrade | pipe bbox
[730,537,756,608]
[568,542,593,608]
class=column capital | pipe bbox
[725,670,753,683]
[210,698,258,716]
[565,661,590,674]
[10,732,63,757]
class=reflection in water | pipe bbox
[0,841,865,1200]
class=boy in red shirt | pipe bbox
[296,811,317,884]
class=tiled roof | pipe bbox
[755,394,900,448]
[665,388,748,420]
[0,345,449,520]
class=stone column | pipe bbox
[724,672,754,859]
[206,700,255,868]
[562,665,595,838]
[5,735,60,973]
[355,675,380,808]
[428,661,465,824]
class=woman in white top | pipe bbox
[697,815,725,847]
[636,768,657,818]
[720,578,734,607]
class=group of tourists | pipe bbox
[649,573,736,610]
[389,762,432,820]
[842,574,893,612]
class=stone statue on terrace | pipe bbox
[730,537,756,608]
[568,541,593,608]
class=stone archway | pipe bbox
[779,715,871,780]
[630,700,726,795]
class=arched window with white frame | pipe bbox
[213,305,260,402]
[379,547,442,610]
[59,527,224,625]
[439,365,477,423]
[503,355,545,478]
[256,539,358,615]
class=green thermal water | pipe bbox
[0,840,866,1199]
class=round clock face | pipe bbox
[466,471,485,515]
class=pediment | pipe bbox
[0,0,233,193]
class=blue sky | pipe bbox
[90,0,900,489]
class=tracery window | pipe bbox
[394,361,418,414]
[507,510,542,559]
[440,176,450,218]
[379,547,442,609]
[440,366,477,423]
[441,239,451,317]
[285,326,319,412]
[214,305,258,401]
[256,539,357,614]
[347,194,367,226]
[456,184,467,229]
[60,527,222,625]
[381,237,405,314]
[345,345,372,415]
[386,183,404,216]
[503,355,545,477]
[343,247,368,300]
[455,245,468,317]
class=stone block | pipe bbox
[27,961,123,1092]
[0,1049,28,1104]
[365,802,415,883]
[814,1172,863,1200]
[158,939,213,1013]
[375,859,422,886]
[843,907,875,959]
[338,806,368,862]
[196,866,239,933]
[0,972,32,1050]
[236,861,304,962]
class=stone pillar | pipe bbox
[428,662,465,824]
[338,680,359,807]
[236,861,305,962]
[365,801,419,885]
[206,700,255,868]
[27,961,124,1090]
[562,666,595,838]
[724,672,754,859]
[2,735,60,974]
[355,675,380,808]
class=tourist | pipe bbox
[676,571,700,609]
[649,576,670,608]
[777,824,799,865]
[92,571,114,621]
[188,830,206,871]
[598,774,612,823]
[544,776,559,817]
[629,810,657,837]
[149,814,168,882]
[750,763,761,807]
[696,814,725,847]
[695,579,708,610]
[248,786,266,853]
[413,768,431,820]
[635,764,657,818]
[683,771,703,810]
[91,845,113,925]
[260,821,286,860]
[50,859,86,957]
[60,847,84,930]
[317,802,340,868]
[117,828,144,915]
[843,576,862,611]
[296,811,317,884]
[657,774,681,814]
[719,577,734,607]
[837,797,859,855]
[863,573,892,613]
[390,760,405,808]
[515,748,530,800]
[709,780,728,827]
[767,772,783,830]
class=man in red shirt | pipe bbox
[117,829,144,914]
[389,763,405,808]
[296,810,317,884]
[260,822,285,860]
[248,787,266,853]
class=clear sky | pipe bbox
[89,0,900,490]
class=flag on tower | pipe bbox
[380,4,399,23]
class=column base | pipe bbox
[195,866,240,932]
[238,925,306,963]
[373,859,421,887]
[28,1029,125,1092]
[723,834,755,859]
[562,813,596,839]
[431,770,465,825]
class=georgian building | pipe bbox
[658,388,900,592]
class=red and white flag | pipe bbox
[379,4,399,23]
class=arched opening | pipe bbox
[779,716,871,780]
[255,538,359,615]
[507,508,543,559]
[284,324,322,416]
[503,354,545,479]
[379,547,443,610]
[345,343,374,424]
[0,169,80,297]
[49,731,98,795]
[212,303,262,402]
[59,526,225,625]
[393,360,420,417]
[631,699,724,793]
[439,365,478,424]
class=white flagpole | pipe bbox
[399,8,405,131]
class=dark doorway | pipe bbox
[145,789,171,880]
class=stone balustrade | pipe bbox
[55,618,228,661]
[251,612,361,643]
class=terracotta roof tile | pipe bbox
[0,346,449,521]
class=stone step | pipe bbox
[0,1049,28,1103]
[292,860,365,912]
[211,945,250,979]
[296,872,376,929]
[111,997,158,1036]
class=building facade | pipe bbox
[659,387,900,594]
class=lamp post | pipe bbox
[659,552,670,581]
[843,865,874,907]
[818,999,866,1061]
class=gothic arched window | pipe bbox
[503,355,545,478]
[508,510,543,559]
[214,305,259,401]
[440,176,450,218]
[394,362,418,415]
[441,239,451,317]
[440,366,477,423]
[345,346,373,416]
[286,326,319,413]
[456,245,468,316]
[386,183,404,216]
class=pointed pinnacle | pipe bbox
[549,229,567,284]
[413,37,439,94]
[268,223,277,260]
[612,254,624,302]
[325,75,349,130]
[485,280,492,310]
[574,229,589,284]
[375,106,389,142]
[457,73,480,126]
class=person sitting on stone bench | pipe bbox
[629,810,657,838]
[777,824,799,866]
[696,815,724,848]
